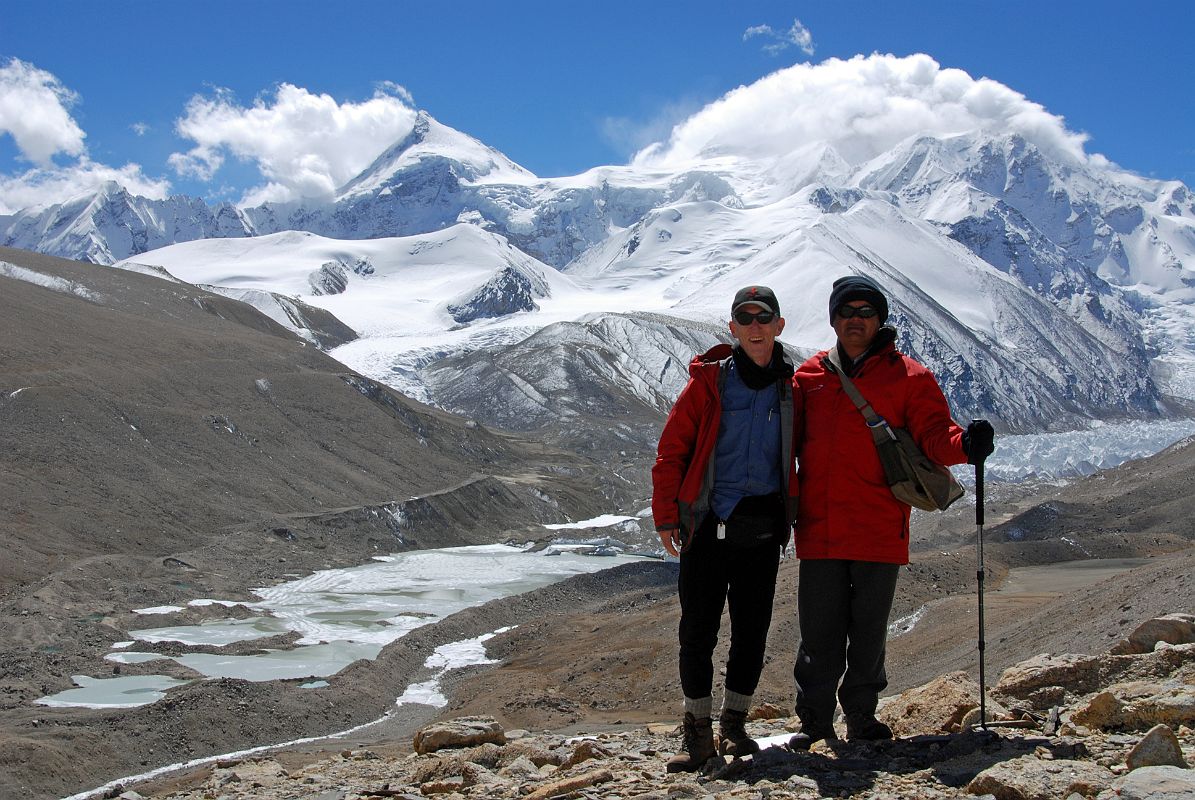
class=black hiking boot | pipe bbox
[666,712,717,773]
[846,712,893,741]
[787,708,837,750]
[718,708,759,757]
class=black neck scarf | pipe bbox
[732,343,793,390]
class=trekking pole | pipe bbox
[973,429,988,732]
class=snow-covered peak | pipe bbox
[336,111,535,199]
[7,63,1195,432]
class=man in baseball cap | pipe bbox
[732,285,780,316]
[652,284,797,770]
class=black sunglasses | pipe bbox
[733,310,776,326]
[836,305,879,319]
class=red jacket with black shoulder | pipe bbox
[793,340,966,564]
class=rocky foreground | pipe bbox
[105,615,1195,800]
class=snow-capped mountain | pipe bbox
[10,103,1195,436]
[0,181,254,264]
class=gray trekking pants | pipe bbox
[793,559,901,724]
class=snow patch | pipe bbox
[0,261,102,302]
[888,605,929,638]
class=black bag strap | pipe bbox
[822,349,897,447]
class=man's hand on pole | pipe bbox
[963,419,995,465]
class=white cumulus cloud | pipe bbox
[0,59,171,213]
[0,58,87,166]
[633,53,1093,170]
[0,159,171,214]
[169,82,419,205]
[744,19,816,57]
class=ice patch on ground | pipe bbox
[544,514,637,530]
[396,627,508,709]
[888,605,929,639]
[63,627,516,800]
[35,675,191,709]
[0,261,103,302]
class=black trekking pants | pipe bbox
[793,558,901,723]
[678,514,783,701]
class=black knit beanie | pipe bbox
[828,275,889,323]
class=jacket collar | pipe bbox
[689,341,795,387]
[835,325,897,376]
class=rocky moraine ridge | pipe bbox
[106,615,1195,800]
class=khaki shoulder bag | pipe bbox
[823,350,964,512]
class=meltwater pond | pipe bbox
[39,543,646,708]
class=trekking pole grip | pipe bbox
[971,419,986,527]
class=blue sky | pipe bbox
[1,1,1192,210]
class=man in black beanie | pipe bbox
[827,275,889,326]
[787,274,994,748]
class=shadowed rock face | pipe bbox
[448,264,543,323]
[308,260,349,295]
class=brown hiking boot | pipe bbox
[846,713,893,741]
[718,708,760,757]
[787,708,837,750]
[666,712,717,773]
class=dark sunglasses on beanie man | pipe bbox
[828,275,889,323]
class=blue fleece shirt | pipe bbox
[710,359,783,521]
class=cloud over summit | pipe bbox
[0,59,170,213]
[169,83,420,206]
[633,53,1094,170]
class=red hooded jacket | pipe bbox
[652,344,799,545]
[794,339,966,565]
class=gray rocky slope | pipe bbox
[0,246,627,799]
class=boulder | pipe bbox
[1111,614,1195,655]
[1073,691,1129,730]
[880,671,999,736]
[413,716,507,754]
[967,756,1113,800]
[1099,765,1195,800]
[560,739,612,770]
[994,654,1103,707]
[1072,682,1195,731]
[1125,724,1189,770]
[751,702,787,720]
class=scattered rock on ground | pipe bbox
[131,624,1195,799]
